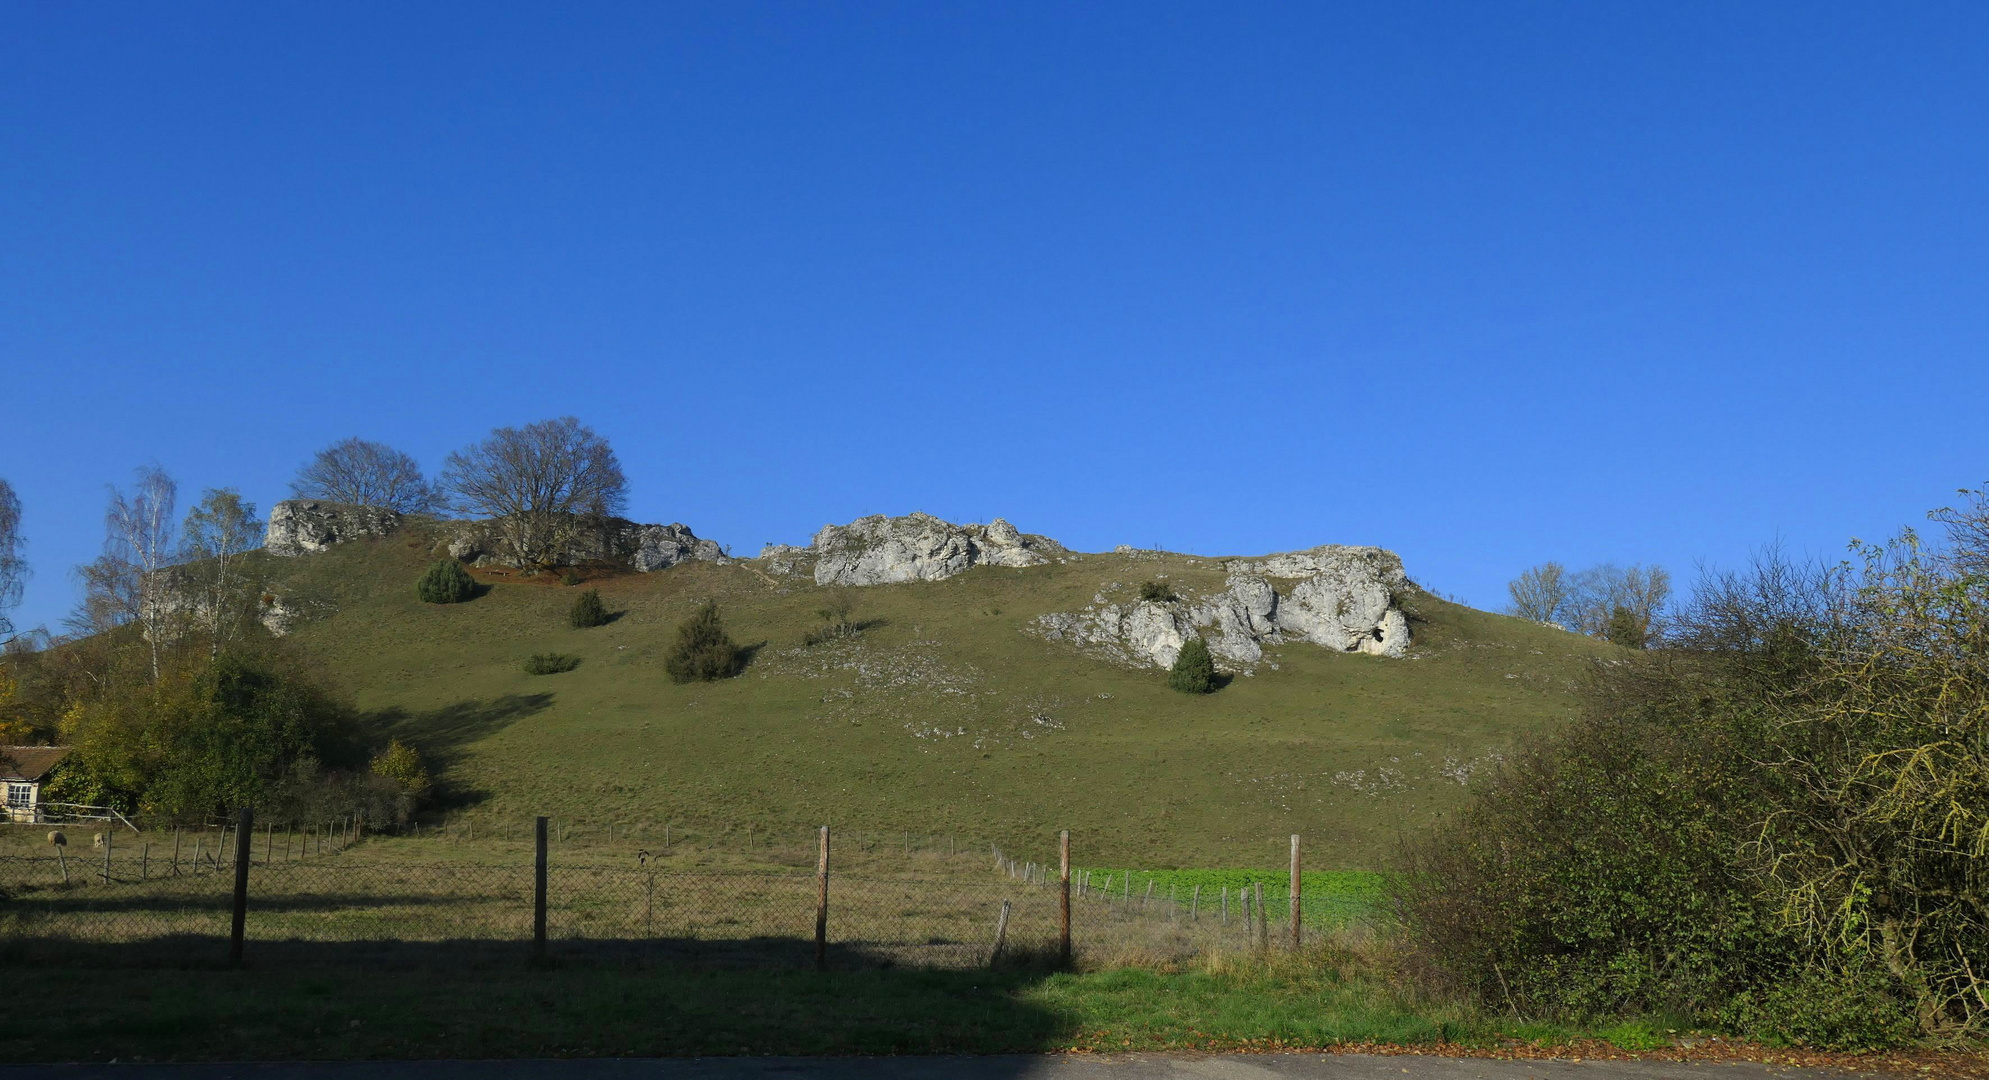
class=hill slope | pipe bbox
[269,526,1618,868]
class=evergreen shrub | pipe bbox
[524,653,580,675]
[416,559,476,604]
[666,602,744,683]
[1167,637,1216,694]
[569,588,609,628]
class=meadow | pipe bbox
[262,526,1617,869]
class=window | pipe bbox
[5,783,32,808]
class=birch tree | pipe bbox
[72,467,178,680]
[181,488,262,656]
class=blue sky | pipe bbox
[4,2,1986,635]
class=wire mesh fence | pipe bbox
[0,825,1378,971]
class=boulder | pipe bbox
[265,500,403,556]
[810,513,1054,587]
[630,524,724,572]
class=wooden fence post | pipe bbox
[264,822,273,865]
[101,829,112,885]
[173,828,181,877]
[815,825,830,971]
[1254,881,1267,953]
[1191,884,1200,920]
[1242,883,1252,936]
[988,899,1012,968]
[141,842,148,881]
[1059,830,1071,966]
[1289,833,1302,952]
[229,807,253,967]
[533,816,549,963]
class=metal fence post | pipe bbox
[1289,833,1302,952]
[533,816,549,963]
[815,825,830,971]
[1058,830,1071,966]
[229,807,253,967]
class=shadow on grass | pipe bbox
[0,935,1079,1062]
[0,931,1071,975]
[369,693,554,809]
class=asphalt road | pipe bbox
[0,1055,1885,1080]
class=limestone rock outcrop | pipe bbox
[442,517,725,571]
[1033,544,1411,667]
[265,500,404,556]
[780,513,1060,586]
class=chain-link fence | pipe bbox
[0,823,1375,971]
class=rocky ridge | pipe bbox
[263,500,725,572]
[1034,545,1411,668]
[441,518,724,572]
[759,512,1065,586]
[265,500,405,556]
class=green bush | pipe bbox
[1139,580,1178,603]
[569,588,609,629]
[524,653,580,675]
[1722,964,1917,1051]
[1393,711,1787,1020]
[1167,638,1216,694]
[1604,604,1647,648]
[416,559,476,604]
[666,601,744,683]
[560,569,582,586]
[369,738,432,802]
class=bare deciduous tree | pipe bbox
[291,438,440,513]
[1504,560,1671,643]
[181,488,263,656]
[439,417,628,571]
[1565,563,1671,642]
[1505,561,1567,623]
[0,478,24,640]
[71,467,179,680]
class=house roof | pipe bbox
[0,746,70,782]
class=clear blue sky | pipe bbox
[4,2,1986,635]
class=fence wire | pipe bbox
[0,836,1375,971]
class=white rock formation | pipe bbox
[266,500,724,573]
[757,543,814,577]
[265,500,404,556]
[443,516,725,572]
[805,513,1055,586]
[1034,544,1412,667]
[629,524,725,572]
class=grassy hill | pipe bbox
[266,525,1618,869]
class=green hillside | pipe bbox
[267,526,1618,869]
